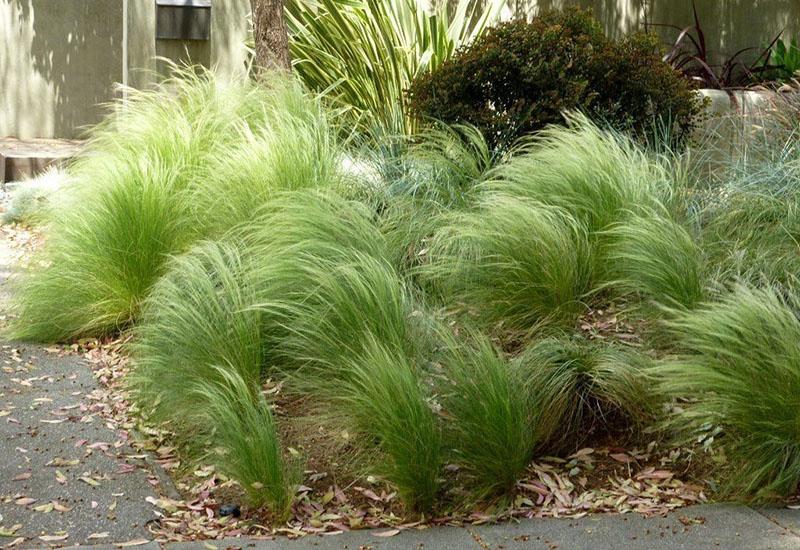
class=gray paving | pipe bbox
[0,343,162,547]
[0,230,163,547]
[156,505,800,550]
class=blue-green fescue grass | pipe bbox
[518,336,656,452]
[440,333,539,499]
[194,367,298,518]
[9,68,342,342]
[659,285,800,501]
[700,184,800,288]
[377,124,495,207]
[421,196,593,335]
[602,208,707,310]
[691,100,800,288]
[2,167,68,226]
[485,114,675,237]
[372,124,497,273]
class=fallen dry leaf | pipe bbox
[115,539,151,547]
[38,534,68,542]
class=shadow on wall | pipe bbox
[1,0,122,139]
[645,0,800,63]
[466,0,800,63]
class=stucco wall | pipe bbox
[504,0,800,62]
[1,0,251,139]
[0,0,124,139]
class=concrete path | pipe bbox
[0,224,163,547]
[75,504,800,550]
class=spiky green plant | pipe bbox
[422,196,593,334]
[602,209,706,310]
[440,334,539,498]
[195,367,297,518]
[485,114,673,236]
[286,0,505,137]
[9,68,339,342]
[659,285,800,501]
[519,336,655,452]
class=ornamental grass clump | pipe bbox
[602,209,706,310]
[332,338,442,512]
[188,78,345,237]
[131,242,295,515]
[422,195,593,335]
[141,189,439,511]
[701,184,800,287]
[519,336,655,452]
[246,208,441,509]
[194,367,297,518]
[486,115,672,236]
[660,285,800,501]
[132,240,263,428]
[440,334,540,498]
[10,68,341,342]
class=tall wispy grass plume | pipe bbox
[701,184,800,287]
[132,240,263,426]
[10,68,340,341]
[333,338,442,511]
[131,242,295,516]
[485,114,674,235]
[603,209,706,310]
[371,124,497,273]
[440,334,539,498]
[422,196,593,335]
[660,285,800,501]
[195,367,297,518]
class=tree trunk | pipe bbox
[250,0,291,73]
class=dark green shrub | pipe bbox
[407,8,701,150]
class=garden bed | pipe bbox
[4,7,800,542]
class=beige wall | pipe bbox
[504,0,800,62]
[1,0,251,139]
[5,0,798,138]
[1,0,124,139]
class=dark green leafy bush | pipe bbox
[408,9,702,150]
